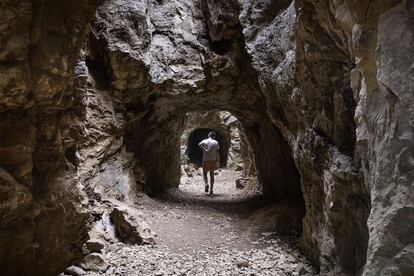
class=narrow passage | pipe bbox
[87,170,317,276]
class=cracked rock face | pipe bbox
[86,0,301,200]
[180,111,255,174]
[1,1,104,275]
[0,0,413,275]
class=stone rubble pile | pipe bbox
[68,237,316,276]
[61,170,315,276]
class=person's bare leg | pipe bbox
[203,170,209,193]
[209,170,215,195]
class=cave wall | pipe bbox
[350,2,414,275]
[297,2,414,275]
[0,1,105,275]
[0,0,413,275]
[87,0,301,201]
[239,0,414,274]
[239,1,370,273]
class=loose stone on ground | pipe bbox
[63,170,317,276]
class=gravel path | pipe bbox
[83,170,318,275]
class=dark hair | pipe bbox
[208,131,216,138]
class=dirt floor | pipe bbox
[84,169,317,276]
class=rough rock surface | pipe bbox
[82,253,108,272]
[0,0,104,275]
[62,169,315,276]
[110,206,155,245]
[84,0,302,201]
[65,266,87,276]
[180,111,255,174]
[239,0,414,274]
[0,0,413,275]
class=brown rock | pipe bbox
[65,266,87,276]
[1,0,413,275]
[236,260,249,268]
[85,238,105,253]
[235,178,249,189]
[110,207,155,245]
[83,253,108,272]
[296,264,309,275]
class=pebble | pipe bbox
[64,266,86,276]
[62,170,317,276]
[237,260,250,268]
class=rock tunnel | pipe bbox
[186,128,229,168]
[1,0,413,276]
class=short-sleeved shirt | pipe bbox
[199,138,220,162]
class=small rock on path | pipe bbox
[72,170,318,275]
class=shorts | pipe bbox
[202,160,218,171]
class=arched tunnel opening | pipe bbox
[3,0,398,274]
[186,128,229,168]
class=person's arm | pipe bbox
[198,141,207,151]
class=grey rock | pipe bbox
[237,260,249,268]
[1,0,413,275]
[85,238,105,253]
[110,206,155,245]
[83,253,109,272]
[64,266,87,276]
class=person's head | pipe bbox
[208,131,216,139]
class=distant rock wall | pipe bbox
[180,111,255,174]
[88,0,301,199]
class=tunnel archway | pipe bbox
[187,128,229,168]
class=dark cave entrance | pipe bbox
[187,128,229,168]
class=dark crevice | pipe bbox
[65,146,79,166]
[85,56,112,90]
[211,39,233,55]
[86,31,114,91]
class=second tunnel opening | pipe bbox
[186,128,228,168]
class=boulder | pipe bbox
[85,238,105,253]
[83,253,108,272]
[110,207,155,245]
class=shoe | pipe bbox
[205,185,209,193]
[209,190,213,196]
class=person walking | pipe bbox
[198,131,220,195]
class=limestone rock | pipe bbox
[110,207,155,245]
[1,0,413,275]
[0,167,32,223]
[235,178,249,189]
[236,260,249,268]
[64,266,87,276]
[83,253,108,272]
[85,238,105,253]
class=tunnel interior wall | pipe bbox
[0,1,104,275]
[1,0,413,276]
[236,111,302,201]
[123,112,186,196]
[180,111,256,175]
